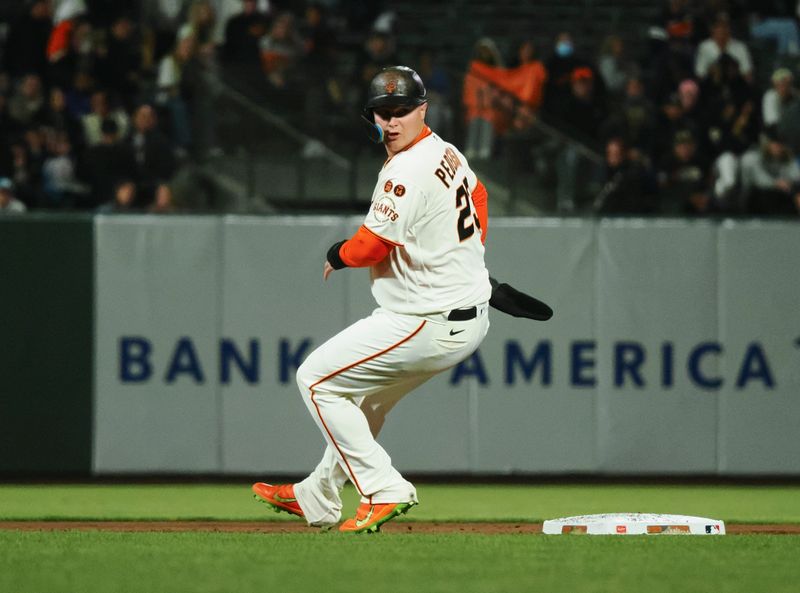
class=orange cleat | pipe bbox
[252,482,304,518]
[339,501,417,533]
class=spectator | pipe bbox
[544,31,579,110]
[149,182,177,213]
[659,0,696,43]
[740,126,800,215]
[81,90,130,146]
[23,128,48,185]
[702,54,759,202]
[353,29,398,106]
[0,94,11,142]
[462,38,505,160]
[763,67,798,127]
[676,78,706,139]
[0,177,27,214]
[65,71,95,118]
[48,11,97,91]
[300,3,336,65]
[223,0,270,64]
[42,86,84,148]
[3,0,53,79]
[695,12,754,83]
[128,104,176,199]
[179,0,218,52]
[543,31,602,115]
[8,74,46,128]
[550,67,608,212]
[47,0,87,64]
[600,74,657,161]
[97,15,143,105]
[657,129,713,214]
[593,137,655,214]
[467,38,548,133]
[298,4,342,135]
[553,67,607,149]
[259,11,305,94]
[598,35,633,99]
[775,86,800,157]
[0,125,12,177]
[647,27,697,104]
[79,118,137,208]
[654,78,707,161]
[157,34,198,149]
[703,54,758,152]
[8,136,42,208]
[748,2,800,57]
[41,131,85,208]
[97,179,137,213]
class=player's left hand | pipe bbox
[323,261,335,281]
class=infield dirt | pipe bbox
[1,521,798,534]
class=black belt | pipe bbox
[447,306,477,321]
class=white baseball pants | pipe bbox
[293,304,489,527]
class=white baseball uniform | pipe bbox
[293,127,492,527]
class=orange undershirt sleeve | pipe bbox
[472,180,488,244]
[339,225,394,267]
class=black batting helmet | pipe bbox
[364,66,427,113]
[361,66,427,142]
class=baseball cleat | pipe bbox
[338,501,417,533]
[252,482,304,518]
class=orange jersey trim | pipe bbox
[309,320,428,496]
[402,125,433,153]
[384,125,433,166]
[361,224,403,247]
[472,180,488,244]
[340,225,396,267]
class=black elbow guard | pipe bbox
[326,240,348,270]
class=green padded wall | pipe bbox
[0,215,94,474]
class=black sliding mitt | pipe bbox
[489,277,553,321]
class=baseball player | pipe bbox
[253,65,492,533]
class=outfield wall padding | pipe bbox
[0,215,94,473]
[91,216,800,476]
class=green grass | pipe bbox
[2,483,799,593]
[1,483,800,523]
[1,531,799,593]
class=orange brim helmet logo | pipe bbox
[385,80,397,94]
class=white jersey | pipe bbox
[362,128,492,314]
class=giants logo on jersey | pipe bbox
[372,195,399,222]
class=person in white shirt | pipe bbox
[695,13,754,83]
[762,67,798,127]
[252,66,492,533]
[0,178,27,214]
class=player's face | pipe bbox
[373,103,427,156]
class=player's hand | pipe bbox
[323,261,335,281]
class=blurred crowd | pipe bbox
[0,0,382,214]
[1,0,800,217]
[461,0,800,216]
